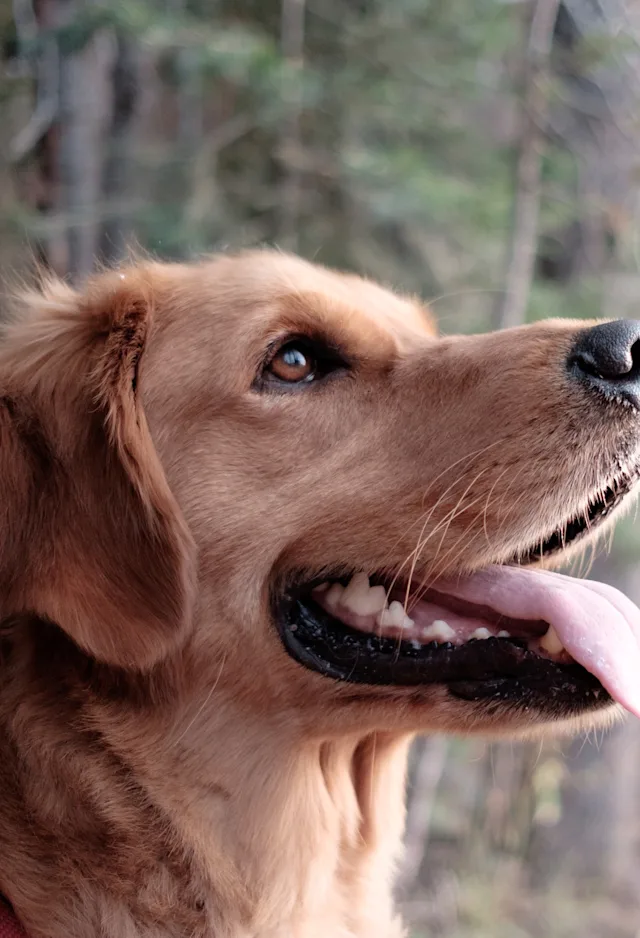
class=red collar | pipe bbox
[0,900,26,937]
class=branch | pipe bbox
[9,95,58,163]
[9,20,60,164]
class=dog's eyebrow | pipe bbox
[268,292,412,361]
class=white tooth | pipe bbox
[359,585,388,616]
[342,572,370,596]
[497,630,511,638]
[421,619,455,642]
[470,627,492,640]
[433,619,453,634]
[539,624,564,655]
[341,573,387,617]
[323,583,344,609]
[378,601,412,629]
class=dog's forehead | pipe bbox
[208,252,436,351]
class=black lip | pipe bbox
[277,592,611,714]
[514,470,638,564]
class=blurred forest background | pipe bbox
[1,0,640,935]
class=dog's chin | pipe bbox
[273,469,640,725]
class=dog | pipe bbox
[1,249,640,938]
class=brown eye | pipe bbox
[268,342,316,383]
[255,335,348,392]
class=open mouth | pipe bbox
[277,573,609,714]
[276,471,640,717]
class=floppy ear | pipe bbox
[0,268,196,669]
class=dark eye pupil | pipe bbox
[283,348,306,368]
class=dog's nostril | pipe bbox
[628,339,640,379]
[574,345,637,381]
[569,320,640,407]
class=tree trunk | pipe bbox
[21,0,66,274]
[495,0,562,329]
[100,32,141,266]
[55,1,113,283]
[278,0,306,251]
[397,736,449,895]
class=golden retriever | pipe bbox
[1,250,640,938]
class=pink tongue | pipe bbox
[433,565,640,718]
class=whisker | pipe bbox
[400,470,494,614]
[171,654,227,749]
[482,466,512,547]
[404,496,492,612]
[380,463,495,618]
[414,466,529,596]
[374,437,511,581]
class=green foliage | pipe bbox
[6,0,626,322]
[41,0,521,292]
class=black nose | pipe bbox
[569,319,640,408]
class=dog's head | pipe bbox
[2,251,640,737]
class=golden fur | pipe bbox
[0,251,630,937]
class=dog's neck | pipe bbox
[141,707,412,938]
[0,631,411,938]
